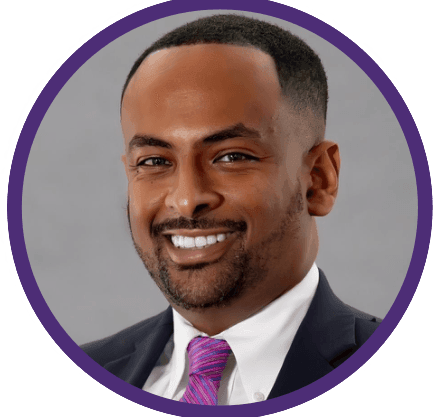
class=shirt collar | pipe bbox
[170,263,319,400]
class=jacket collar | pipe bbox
[122,269,356,394]
[267,268,357,399]
[122,307,174,388]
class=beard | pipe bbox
[127,182,304,311]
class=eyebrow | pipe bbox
[128,136,171,152]
[202,123,261,144]
[127,123,262,153]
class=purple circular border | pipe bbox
[7,0,431,416]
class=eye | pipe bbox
[138,157,171,167]
[215,152,258,163]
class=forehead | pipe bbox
[121,44,285,144]
[124,44,280,102]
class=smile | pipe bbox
[171,232,232,249]
[162,229,239,266]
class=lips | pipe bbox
[162,229,239,266]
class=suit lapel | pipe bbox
[103,270,356,395]
[268,269,357,399]
[104,307,174,388]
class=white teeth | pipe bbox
[195,236,207,248]
[217,233,226,242]
[170,232,231,249]
[178,236,184,247]
[184,237,195,248]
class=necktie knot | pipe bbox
[180,336,231,405]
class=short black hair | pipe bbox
[121,14,328,121]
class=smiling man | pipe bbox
[82,14,381,405]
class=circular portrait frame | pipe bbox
[7,1,431,416]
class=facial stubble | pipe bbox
[127,182,304,310]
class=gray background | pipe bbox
[0,0,433,417]
[22,10,417,345]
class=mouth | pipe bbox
[162,229,239,266]
[170,231,233,249]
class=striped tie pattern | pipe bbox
[180,336,231,405]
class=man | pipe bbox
[81,14,381,405]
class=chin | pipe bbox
[157,254,250,310]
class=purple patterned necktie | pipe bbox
[180,336,232,406]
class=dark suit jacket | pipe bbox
[81,269,381,399]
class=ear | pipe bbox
[306,141,340,216]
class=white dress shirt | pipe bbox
[143,263,319,404]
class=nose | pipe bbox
[164,162,222,218]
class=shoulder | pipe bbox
[346,304,382,345]
[316,268,382,340]
[308,269,383,367]
[80,308,172,366]
[330,301,382,364]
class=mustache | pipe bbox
[151,217,247,237]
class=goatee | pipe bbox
[127,182,304,310]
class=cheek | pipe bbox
[229,170,299,238]
[227,178,285,227]
[128,180,166,237]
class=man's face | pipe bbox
[121,45,319,311]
